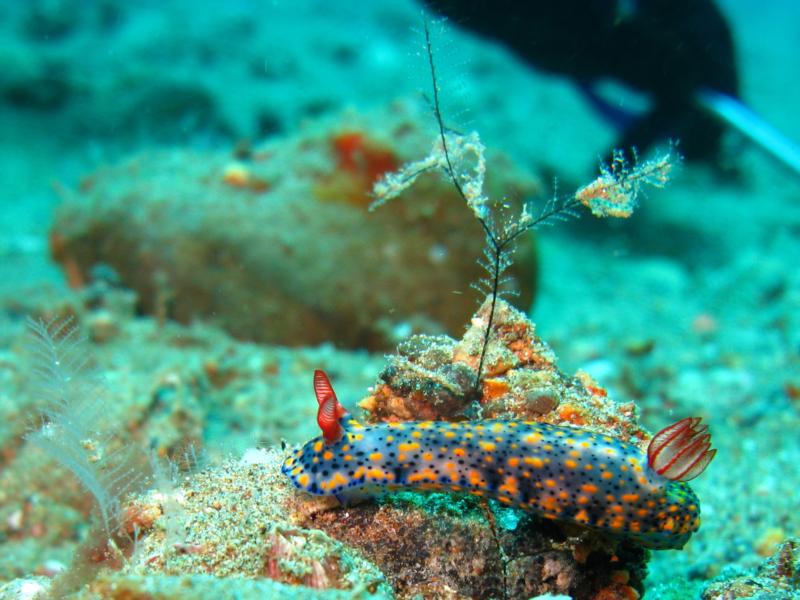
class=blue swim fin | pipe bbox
[697,88,800,178]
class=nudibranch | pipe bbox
[282,371,715,549]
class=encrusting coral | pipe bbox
[361,297,647,443]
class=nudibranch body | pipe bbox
[283,371,715,550]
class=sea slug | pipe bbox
[283,371,715,549]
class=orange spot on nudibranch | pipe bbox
[367,468,389,480]
[540,496,560,512]
[609,517,626,530]
[499,476,519,496]
[468,470,487,488]
[398,442,420,452]
[324,472,349,490]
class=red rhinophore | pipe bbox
[314,369,336,405]
[314,370,348,443]
[647,417,716,481]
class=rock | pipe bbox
[50,103,539,350]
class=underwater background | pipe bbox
[0,1,799,598]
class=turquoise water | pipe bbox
[0,1,798,598]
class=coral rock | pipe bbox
[363,298,649,445]
[50,104,539,350]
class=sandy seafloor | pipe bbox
[0,0,799,598]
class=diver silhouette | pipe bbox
[424,0,800,176]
